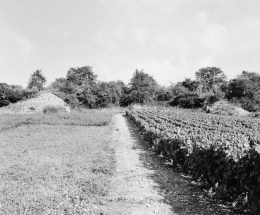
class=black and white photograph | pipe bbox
[0,0,259,214]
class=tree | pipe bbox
[27,70,46,91]
[77,83,97,108]
[169,82,189,96]
[49,66,99,107]
[0,83,37,107]
[226,71,260,111]
[195,67,227,94]
[155,86,174,102]
[227,71,260,99]
[226,78,248,99]
[66,66,97,86]
[239,71,260,93]
[107,80,126,104]
[128,69,158,104]
[181,78,198,92]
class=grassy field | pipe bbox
[0,110,113,133]
[0,111,115,215]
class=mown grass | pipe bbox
[0,111,115,214]
[0,110,113,133]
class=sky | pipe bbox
[0,0,259,87]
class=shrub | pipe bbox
[241,98,260,112]
[169,93,204,108]
[0,100,10,107]
[64,94,80,108]
[202,93,221,105]
[22,88,39,100]
[42,105,66,114]
[0,84,38,107]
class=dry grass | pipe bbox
[0,111,115,214]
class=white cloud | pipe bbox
[220,0,240,8]
[136,58,176,86]
[92,27,148,50]
[198,56,215,68]
[92,30,119,51]
[179,53,187,64]
[99,0,177,16]
[149,31,189,57]
[175,37,189,53]
[197,11,209,28]
[198,24,229,53]
[132,27,147,45]
[13,36,34,61]
[0,30,34,61]
[99,0,142,16]
[247,16,260,28]
[48,27,71,38]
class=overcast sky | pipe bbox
[0,0,259,87]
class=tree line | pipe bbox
[1,66,260,112]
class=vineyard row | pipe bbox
[126,108,260,209]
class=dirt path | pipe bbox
[100,113,230,215]
[99,113,173,215]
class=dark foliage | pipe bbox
[126,69,158,104]
[169,93,205,108]
[2,65,260,112]
[195,67,227,94]
[42,105,67,114]
[156,87,174,102]
[226,71,260,112]
[49,66,126,108]
[181,78,199,92]
[0,83,38,107]
[27,70,46,91]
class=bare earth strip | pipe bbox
[100,113,175,215]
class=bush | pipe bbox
[64,94,80,108]
[241,98,260,112]
[42,105,66,114]
[22,88,39,100]
[0,100,10,107]
[202,93,221,105]
[169,93,205,108]
[0,83,38,107]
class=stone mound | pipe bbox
[207,100,250,116]
[0,92,70,115]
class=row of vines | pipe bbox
[126,108,260,212]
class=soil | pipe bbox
[99,113,231,215]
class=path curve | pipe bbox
[100,113,175,215]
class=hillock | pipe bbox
[0,92,70,115]
[207,100,250,116]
